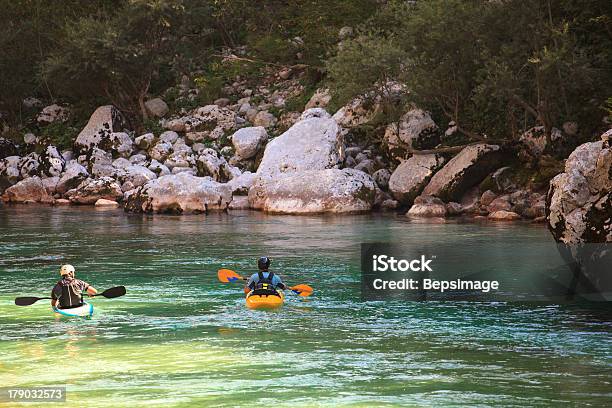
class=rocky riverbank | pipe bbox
[0,65,609,233]
[0,105,608,223]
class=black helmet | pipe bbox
[257,256,270,270]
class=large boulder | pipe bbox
[65,177,123,204]
[384,109,440,159]
[124,173,232,214]
[422,144,504,202]
[231,127,268,160]
[1,176,53,203]
[74,105,126,156]
[256,108,342,178]
[56,162,89,195]
[547,132,611,244]
[248,168,376,214]
[389,154,445,205]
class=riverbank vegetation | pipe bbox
[2,0,610,142]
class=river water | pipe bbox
[0,206,610,407]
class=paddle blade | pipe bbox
[15,297,41,306]
[218,269,245,283]
[290,284,314,297]
[100,286,126,298]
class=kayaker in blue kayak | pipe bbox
[245,257,287,293]
[51,264,98,309]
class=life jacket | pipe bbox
[253,271,278,295]
[54,279,83,309]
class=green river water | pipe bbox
[0,206,610,407]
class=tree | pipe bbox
[42,0,211,128]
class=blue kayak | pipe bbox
[53,302,94,318]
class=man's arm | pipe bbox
[81,281,97,297]
[274,275,287,290]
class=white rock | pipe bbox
[37,104,69,124]
[249,168,376,214]
[253,111,277,128]
[389,154,445,205]
[231,127,268,160]
[144,98,169,118]
[124,173,232,213]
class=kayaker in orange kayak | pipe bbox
[244,257,287,294]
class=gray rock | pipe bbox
[39,146,65,177]
[144,98,169,118]
[214,98,231,107]
[249,168,376,214]
[135,133,155,150]
[37,104,69,124]
[547,132,611,244]
[256,112,342,178]
[159,131,179,144]
[124,173,232,213]
[1,176,53,203]
[74,105,125,155]
[117,165,157,187]
[253,111,277,128]
[372,168,391,189]
[422,144,504,202]
[195,148,239,183]
[148,159,171,176]
[149,141,173,162]
[19,153,40,178]
[231,127,268,160]
[407,195,447,218]
[23,133,38,145]
[305,88,331,110]
[56,162,89,195]
[384,109,439,159]
[65,177,123,204]
[389,154,445,205]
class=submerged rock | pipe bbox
[124,173,232,214]
[249,168,376,214]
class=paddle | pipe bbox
[15,286,127,306]
[217,269,313,297]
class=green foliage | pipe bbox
[327,0,612,144]
[38,121,83,150]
